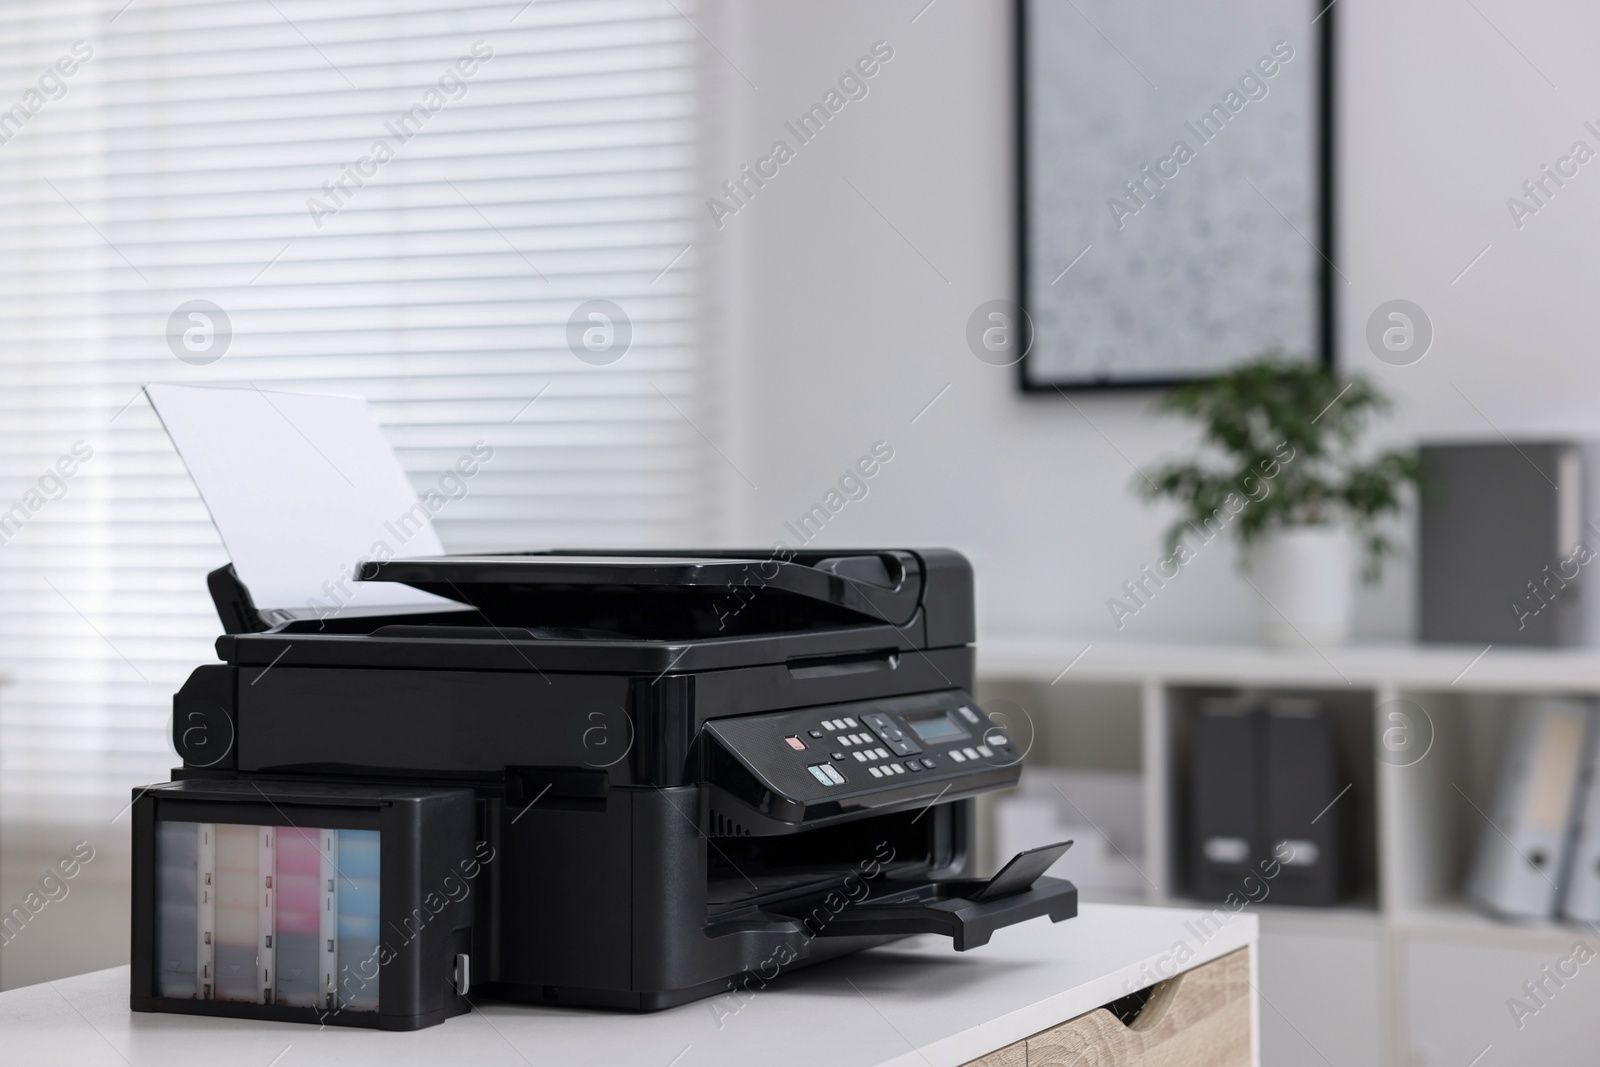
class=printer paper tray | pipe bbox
[773,875,1077,951]
[770,842,1078,951]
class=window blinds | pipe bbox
[0,0,708,824]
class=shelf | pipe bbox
[977,636,1600,1064]
[979,635,1600,692]
[1163,894,1382,923]
[976,640,1597,949]
[1390,900,1599,946]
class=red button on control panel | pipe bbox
[784,736,806,751]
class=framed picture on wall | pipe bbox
[1017,0,1334,391]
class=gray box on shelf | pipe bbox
[1263,698,1352,907]
[1188,696,1259,903]
[1418,441,1590,646]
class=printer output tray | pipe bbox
[770,842,1078,951]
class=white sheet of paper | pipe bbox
[146,383,463,620]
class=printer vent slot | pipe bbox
[709,809,752,838]
[785,649,899,679]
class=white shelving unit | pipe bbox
[976,637,1600,1067]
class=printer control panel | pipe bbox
[704,691,1019,827]
[793,700,1012,785]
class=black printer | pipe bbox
[131,548,1075,1029]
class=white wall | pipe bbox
[714,0,1600,646]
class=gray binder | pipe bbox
[1418,442,1587,646]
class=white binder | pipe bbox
[1561,706,1600,922]
[1467,696,1592,919]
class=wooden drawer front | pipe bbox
[964,1040,1027,1067]
[968,948,1252,1067]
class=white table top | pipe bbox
[0,903,1255,1067]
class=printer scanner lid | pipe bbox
[356,549,924,628]
[215,547,974,674]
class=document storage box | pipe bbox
[1188,696,1352,906]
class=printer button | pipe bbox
[962,747,980,760]
[843,717,859,728]
[832,752,846,761]
[821,764,846,785]
[785,736,807,751]
[807,765,834,786]
[921,757,937,770]
[868,766,884,778]
[808,729,824,739]
[949,750,967,763]
[985,730,1008,748]
[905,761,923,772]
[976,745,993,758]
[836,736,852,748]
[957,705,981,723]
[889,738,921,757]
[853,751,868,762]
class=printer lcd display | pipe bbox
[907,712,969,745]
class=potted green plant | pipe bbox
[1139,356,1422,647]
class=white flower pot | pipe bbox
[1248,526,1355,648]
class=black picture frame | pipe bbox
[1015,0,1336,393]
